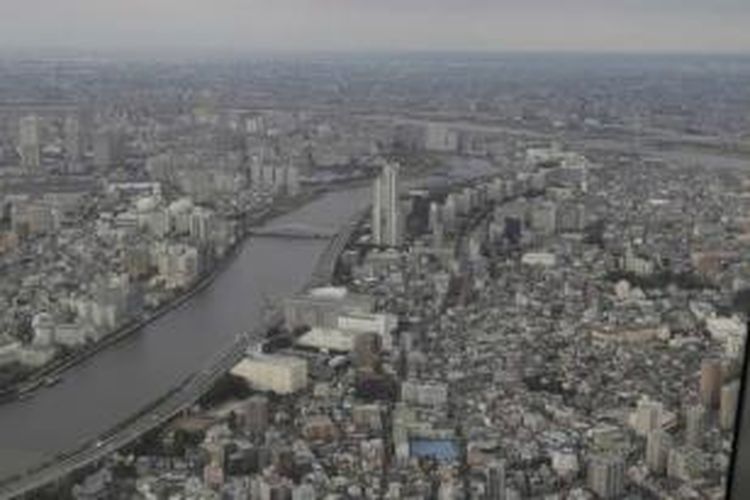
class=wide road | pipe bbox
[0,187,370,486]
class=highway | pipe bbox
[0,208,367,500]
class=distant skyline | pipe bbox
[1,0,749,55]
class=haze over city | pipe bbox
[1,0,750,54]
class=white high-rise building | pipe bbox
[372,162,401,246]
[372,173,382,243]
[632,397,664,437]
[19,115,41,172]
[286,165,300,196]
[64,115,83,166]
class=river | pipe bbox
[0,188,371,481]
[0,157,498,483]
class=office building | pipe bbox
[250,159,263,186]
[721,381,740,431]
[646,430,672,475]
[632,397,664,437]
[18,115,41,172]
[189,207,214,243]
[443,194,457,233]
[243,395,269,435]
[700,358,723,409]
[401,380,449,407]
[296,327,359,352]
[530,201,557,235]
[353,332,382,371]
[429,201,445,247]
[64,115,83,167]
[284,286,374,330]
[486,459,506,500]
[429,201,441,233]
[285,165,300,196]
[557,201,586,233]
[685,403,706,448]
[424,122,458,152]
[11,201,60,237]
[153,243,200,290]
[338,311,397,351]
[372,162,401,246]
[587,454,625,499]
[93,128,125,170]
[352,404,383,433]
[230,355,308,394]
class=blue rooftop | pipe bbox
[409,439,459,462]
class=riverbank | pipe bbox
[0,189,324,406]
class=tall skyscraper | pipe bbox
[587,454,625,499]
[485,459,506,500]
[646,430,672,475]
[385,163,400,246]
[64,115,83,167]
[429,201,441,234]
[721,381,740,431]
[372,162,401,247]
[372,171,382,243]
[18,115,41,172]
[700,358,723,409]
[430,202,444,248]
[443,194,457,233]
[685,403,706,448]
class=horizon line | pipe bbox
[1,46,749,61]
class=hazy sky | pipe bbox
[1,0,749,54]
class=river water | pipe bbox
[0,158,496,481]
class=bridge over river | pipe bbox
[247,222,339,240]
